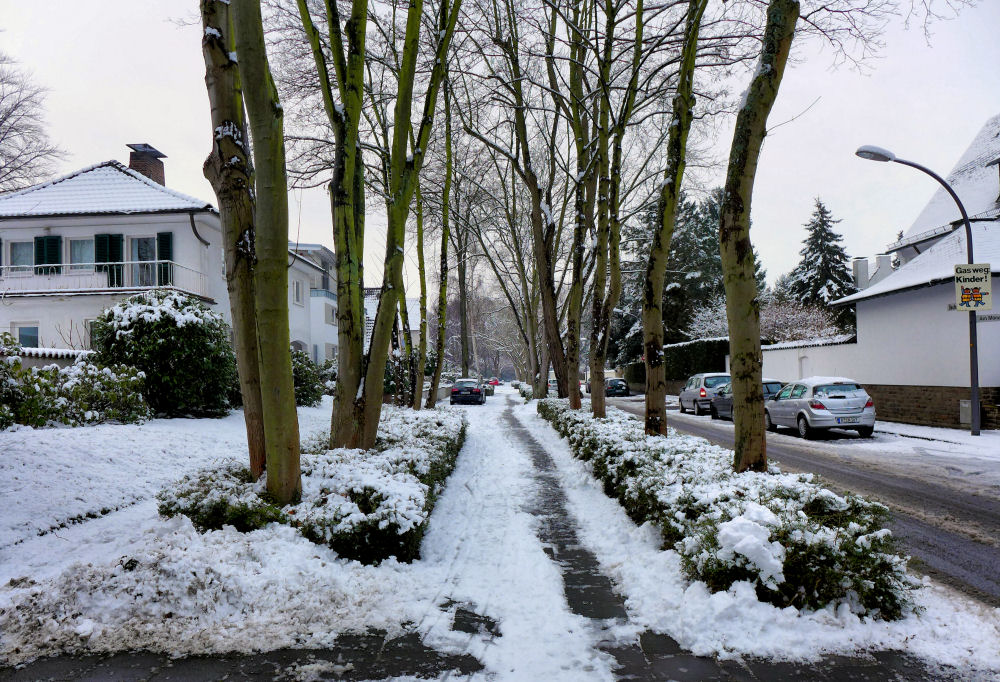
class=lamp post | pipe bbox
[855,145,981,436]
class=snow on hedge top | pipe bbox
[903,112,1000,239]
[102,290,221,335]
[835,221,998,304]
[0,161,214,217]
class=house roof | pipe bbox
[0,161,214,218]
[835,221,998,305]
[900,113,1000,241]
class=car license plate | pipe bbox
[461,389,469,394]
[837,417,859,424]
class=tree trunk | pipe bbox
[457,222,471,376]
[426,82,453,408]
[720,0,798,472]
[412,181,428,410]
[200,0,266,479]
[643,0,707,436]
[232,0,300,503]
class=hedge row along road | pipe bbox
[607,397,1000,608]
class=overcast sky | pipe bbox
[2,1,998,291]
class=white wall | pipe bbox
[309,293,338,362]
[762,283,1000,386]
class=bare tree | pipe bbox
[0,52,62,191]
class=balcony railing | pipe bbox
[0,260,208,298]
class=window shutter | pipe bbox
[34,237,45,273]
[156,231,173,285]
[46,236,62,273]
[95,234,124,286]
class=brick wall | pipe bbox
[864,384,1000,430]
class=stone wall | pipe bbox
[864,384,999,430]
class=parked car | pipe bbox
[488,377,500,386]
[764,377,875,438]
[678,373,731,415]
[709,379,783,420]
[605,378,630,397]
[450,377,486,405]
[484,382,495,396]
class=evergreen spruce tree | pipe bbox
[789,199,856,328]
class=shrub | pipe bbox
[320,358,338,395]
[661,338,730,381]
[291,348,324,407]
[91,289,237,417]
[158,405,467,564]
[536,398,915,620]
[0,340,149,428]
[518,383,533,402]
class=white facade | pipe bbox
[0,155,338,360]
[762,284,1000,387]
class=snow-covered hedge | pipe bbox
[0,335,150,429]
[91,290,238,417]
[519,383,533,402]
[290,348,324,407]
[158,405,466,564]
[536,399,915,619]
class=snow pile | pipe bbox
[158,405,467,564]
[537,399,915,619]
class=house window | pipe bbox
[13,324,39,348]
[325,343,337,360]
[130,236,156,287]
[293,280,304,306]
[325,303,336,325]
[70,239,95,270]
[9,242,33,273]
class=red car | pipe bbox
[488,377,500,386]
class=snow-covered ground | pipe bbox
[2,389,999,678]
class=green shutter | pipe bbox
[33,236,61,274]
[95,233,124,286]
[157,231,173,285]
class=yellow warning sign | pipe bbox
[955,263,992,312]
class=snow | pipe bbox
[2,389,999,677]
[11,347,89,359]
[0,161,213,217]
[516,402,1000,672]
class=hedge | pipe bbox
[661,337,730,381]
[158,405,467,564]
[536,398,915,620]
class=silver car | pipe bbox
[764,377,875,439]
[678,372,731,415]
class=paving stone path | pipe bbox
[503,402,949,682]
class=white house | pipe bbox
[0,145,338,363]
[761,114,1000,429]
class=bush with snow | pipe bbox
[158,405,467,564]
[537,399,915,619]
[519,383,533,402]
[0,339,149,429]
[91,289,238,417]
[291,348,324,407]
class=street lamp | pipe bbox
[855,145,981,436]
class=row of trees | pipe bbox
[187,0,967,502]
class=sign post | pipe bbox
[955,264,992,311]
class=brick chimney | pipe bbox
[127,143,166,185]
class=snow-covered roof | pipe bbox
[761,334,855,350]
[835,222,998,304]
[0,161,214,217]
[13,347,89,359]
[902,113,1000,239]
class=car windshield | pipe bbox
[704,376,730,388]
[763,382,783,394]
[455,380,478,388]
[608,379,625,387]
[814,383,864,398]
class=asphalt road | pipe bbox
[608,397,1000,608]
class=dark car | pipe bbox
[709,379,783,420]
[678,373,731,415]
[605,378,630,397]
[450,378,486,405]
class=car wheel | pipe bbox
[694,401,705,416]
[857,425,874,438]
[450,400,455,405]
[710,405,719,420]
[679,399,687,414]
[764,411,776,432]
[797,415,814,440]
